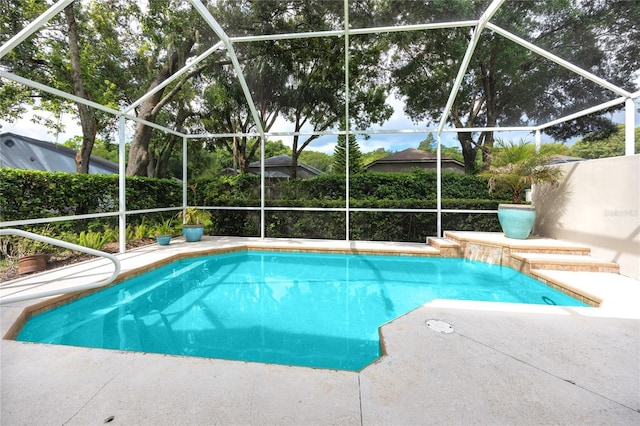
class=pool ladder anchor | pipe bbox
[0,228,121,305]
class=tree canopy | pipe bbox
[570,125,640,159]
[1,0,637,178]
[389,0,639,172]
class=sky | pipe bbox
[1,96,638,156]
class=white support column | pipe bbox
[118,116,127,253]
[260,137,265,239]
[625,98,636,156]
[344,0,350,242]
[436,134,442,237]
[183,136,188,216]
[535,129,541,152]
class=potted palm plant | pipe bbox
[178,207,210,242]
[154,219,175,246]
[480,140,562,239]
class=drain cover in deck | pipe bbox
[426,319,453,334]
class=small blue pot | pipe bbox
[182,225,204,242]
[497,204,537,239]
[156,235,171,246]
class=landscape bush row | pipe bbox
[0,219,176,259]
[1,168,505,247]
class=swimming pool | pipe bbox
[16,250,587,370]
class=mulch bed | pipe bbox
[0,238,155,283]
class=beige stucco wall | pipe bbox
[533,155,640,279]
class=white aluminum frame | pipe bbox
[1,0,638,247]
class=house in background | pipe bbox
[248,154,324,179]
[365,148,466,174]
[0,132,118,174]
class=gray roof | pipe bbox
[0,132,118,174]
[249,154,323,176]
[263,170,291,179]
[375,148,438,162]
[365,148,465,168]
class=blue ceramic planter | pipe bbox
[156,235,171,246]
[182,225,204,242]
[497,204,536,239]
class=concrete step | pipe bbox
[444,231,592,256]
[531,270,640,315]
[426,237,462,257]
[511,252,620,274]
[426,237,460,248]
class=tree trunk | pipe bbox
[127,117,155,176]
[126,46,193,176]
[458,132,478,174]
[290,134,300,179]
[64,4,97,174]
[154,136,178,178]
[479,47,498,166]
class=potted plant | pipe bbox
[154,219,175,246]
[178,207,210,242]
[15,237,57,275]
[480,140,562,239]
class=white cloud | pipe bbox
[0,109,82,144]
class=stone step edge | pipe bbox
[443,231,592,255]
[426,237,461,248]
[512,252,620,273]
[512,252,619,266]
[530,269,603,307]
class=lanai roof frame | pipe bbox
[0,0,637,247]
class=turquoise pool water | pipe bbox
[17,251,587,370]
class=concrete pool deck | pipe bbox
[1,234,639,424]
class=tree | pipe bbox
[417,133,468,165]
[124,1,208,176]
[264,140,292,158]
[388,0,640,173]
[332,128,364,174]
[200,53,287,173]
[480,140,564,204]
[570,125,640,159]
[1,0,130,172]
[417,134,437,152]
[361,147,391,166]
[262,1,393,178]
[299,150,332,173]
[63,3,97,173]
[62,136,121,164]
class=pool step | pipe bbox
[444,231,592,256]
[530,270,640,311]
[511,252,620,274]
[426,237,462,257]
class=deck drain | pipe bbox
[426,319,453,334]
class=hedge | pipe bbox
[277,170,505,201]
[1,168,504,240]
[0,169,182,231]
[208,198,501,241]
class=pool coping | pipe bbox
[2,234,639,424]
[3,233,640,342]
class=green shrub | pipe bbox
[65,230,114,250]
[274,170,505,201]
[0,169,181,223]
[1,169,504,242]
